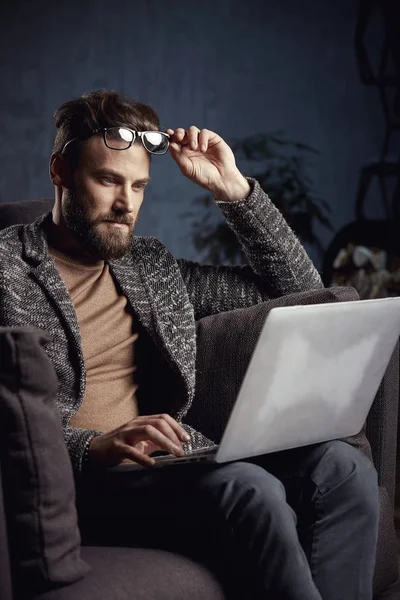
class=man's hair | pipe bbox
[52,89,161,163]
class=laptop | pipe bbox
[109,296,400,473]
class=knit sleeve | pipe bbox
[63,426,104,473]
[177,177,323,320]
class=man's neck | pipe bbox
[45,216,102,265]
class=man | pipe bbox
[0,90,378,599]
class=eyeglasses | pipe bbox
[61,127,170,156]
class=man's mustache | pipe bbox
[96,215,135,227]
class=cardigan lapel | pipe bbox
[108,250,193,404]
[108,246,155,342]
[22,214,83,346]
[21,214,86,400]
[29,258,84,356]
[108,237,196,416]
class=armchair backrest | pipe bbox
[0,200,53,231]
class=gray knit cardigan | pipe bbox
[0,178,323,472]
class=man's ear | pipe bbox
[49,153,73,188]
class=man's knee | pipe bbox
[199,461,287,515]
[311,440,379,516]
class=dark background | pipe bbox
[0,0,394,268]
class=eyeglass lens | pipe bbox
[105,128,169,154]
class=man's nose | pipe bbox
[113,186,136,213]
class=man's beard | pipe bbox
[62,188,136,260]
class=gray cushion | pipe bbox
[0,327,89,597]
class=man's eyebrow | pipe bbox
[91,168,151,184]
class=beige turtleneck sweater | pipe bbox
[49,247,140,432]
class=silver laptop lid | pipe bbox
[216,297,400,463]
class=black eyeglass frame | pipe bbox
[61,127,170,156]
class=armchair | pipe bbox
[0,200,399,599]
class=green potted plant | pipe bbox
[181,131,333,265]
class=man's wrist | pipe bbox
[211,173,251,203]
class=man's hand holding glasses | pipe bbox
[166,126,251,202]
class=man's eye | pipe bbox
[102,177,115,184]
[133,183,147,190]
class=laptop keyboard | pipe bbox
[152,444,219,464]
[109,445,220,473]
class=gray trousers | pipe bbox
[76,440,380,600]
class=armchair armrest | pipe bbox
[366,340,399,508]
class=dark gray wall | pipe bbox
[0,0,383,267]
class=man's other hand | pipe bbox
[87,414,191,469]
